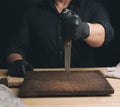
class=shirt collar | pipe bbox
[47,0,86,15]
[48,0,82,9]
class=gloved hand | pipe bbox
[60,8,89,39]
[8,59,33,77]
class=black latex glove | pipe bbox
[60,8,89,39]
[8,60,33,77]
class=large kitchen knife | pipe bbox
[64,38,72,80]
[61,8,73,80]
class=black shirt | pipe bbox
[8,0,114,68]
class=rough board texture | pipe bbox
[20,71,114,97]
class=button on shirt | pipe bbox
[8,0,114,68]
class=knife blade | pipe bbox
[64,38,72,80]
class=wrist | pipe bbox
[81,22,90,39]
[7,53,23,64]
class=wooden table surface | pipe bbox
[0,68,120,107]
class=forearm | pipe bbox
[84,23,105,47]
[7,53,23,64]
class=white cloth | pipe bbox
[0,84,25,107]
[102,63,120,79]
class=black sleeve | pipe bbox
[7,12,29,58]
[88,1,114,46]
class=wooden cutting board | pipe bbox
[20,70,114,97]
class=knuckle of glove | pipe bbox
[62,13,81,27]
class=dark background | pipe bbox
[0,0,120,68]
[95,0,120,67]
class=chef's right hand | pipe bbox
[8,59,33,77]
[60,8,89,40]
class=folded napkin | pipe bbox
[102,63,120,79]
[0,84,25,107]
